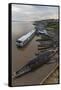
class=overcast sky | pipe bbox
[12,4,58,21]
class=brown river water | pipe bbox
[12,21,39,73]
[11,21,58,86]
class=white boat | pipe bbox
[16,30,35,47]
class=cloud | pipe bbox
[12,4,58,21]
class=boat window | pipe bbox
[16,40,22,43]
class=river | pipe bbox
[12,21,58,86]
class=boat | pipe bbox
[12,49,57,78]
[16,30,35,47]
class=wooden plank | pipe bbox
[40,64,58,84]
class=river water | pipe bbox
[12,21,39,73]
[12,21,58,86]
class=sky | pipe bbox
[12,4,59,21]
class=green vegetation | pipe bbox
[46,22,59,30]
[41,35,52,40]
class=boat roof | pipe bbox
[38,30,48,35]
[18,30,35,42]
